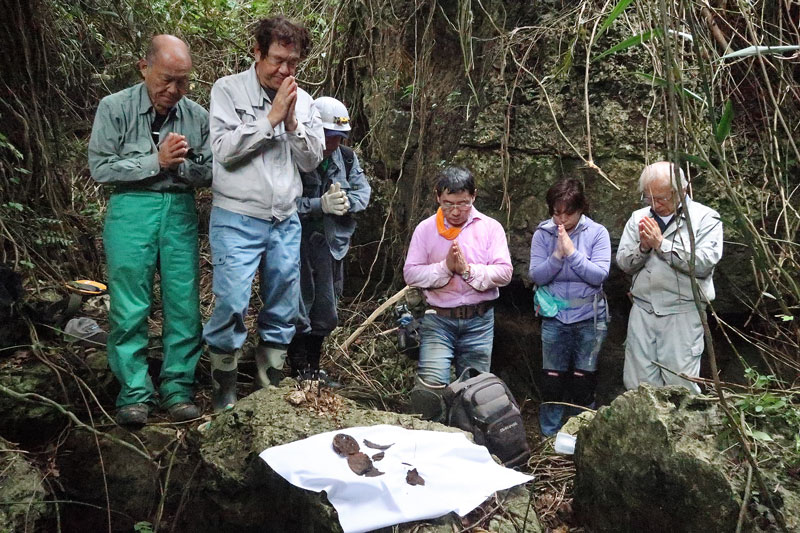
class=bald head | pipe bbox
[638,161,687,193]
[146,34,192,69]
[139,35,192,115]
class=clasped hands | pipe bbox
[638,216,663,252]
[552,225,576,260]
[267,76,299,131]
[321,183,350,216]
[158,132,190,169]
[445,240,469,276]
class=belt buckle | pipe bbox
[454,306,467,319]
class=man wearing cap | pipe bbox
[288,97,371,382]
[203,16,325,411]
[89,34,212,425]
[403,166,513,420]
[617,161,723,393]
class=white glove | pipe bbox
[321,183,349,216]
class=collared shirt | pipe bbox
[403,208,513,308]
[208,64,325,221]
[88,83,212,191]
[617,196,723,315]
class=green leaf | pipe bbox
[594,28,662,61]
[597,0,637,39]
[715,100,734,143]
[632,72,706,104]
[678,152,710,168]
[750,430,773,442]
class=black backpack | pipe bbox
[443,368,531,469]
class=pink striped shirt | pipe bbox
[403,208,513,308]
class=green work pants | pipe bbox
[103,190,202,408]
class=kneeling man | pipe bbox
[403,166,512,418]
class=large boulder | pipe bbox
[54,381,541,532]
[0,437,52,531]
[573,385,799,532]
[184,381,542,533]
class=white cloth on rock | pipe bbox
[259,424,532,533]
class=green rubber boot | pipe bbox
[210,349,238,412]
[254,342,287,388]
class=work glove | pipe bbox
[321,183,350,216]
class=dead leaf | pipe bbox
[332,434,360,457]
[364,466,384,477]
[371,452,385,461]
[406,468,425,486]
[347,452,373,475]
[363,439,393,450]
[287,390,306,406]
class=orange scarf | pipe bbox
[436,208,463,240]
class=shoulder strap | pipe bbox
[339,145,355,177]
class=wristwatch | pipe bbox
[461,266,471,281]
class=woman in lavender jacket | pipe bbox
[529,179,611,436]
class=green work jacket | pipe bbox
[88,83,212,191]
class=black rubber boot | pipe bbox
[288,334,309,377]
[568,369,598,409]
[210,350,238,412]
[541,368,567,403]
[305,334,325,373]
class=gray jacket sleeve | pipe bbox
[657,209,723,278]
[616,212,649,275]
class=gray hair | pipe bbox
[638,161,688,192]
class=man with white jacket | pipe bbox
[203,16,325,411]
[617,162,723,393]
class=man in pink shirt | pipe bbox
[403,166,513,419]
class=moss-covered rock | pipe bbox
[185,382,541,533]
[0,437,52,532]
[573,385,799,532]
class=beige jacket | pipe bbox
[616,197,723,315]
[209,64,324,221]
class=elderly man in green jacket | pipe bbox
[88,35,212,425]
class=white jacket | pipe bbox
[616,196,723,315]
[209,64,324,221]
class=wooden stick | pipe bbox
[340,286,410,353]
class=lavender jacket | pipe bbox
[528,215,611,324]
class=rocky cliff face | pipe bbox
[344,0,750,314]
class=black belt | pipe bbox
[430,302,493,319]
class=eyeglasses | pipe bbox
[265,54,300,70]
[640,193,674,205]
[441,201,473,211]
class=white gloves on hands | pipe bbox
[321,183,350,216]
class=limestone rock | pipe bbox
[0,437,51,532]
[185,384,542,533]
[573,385,799,532]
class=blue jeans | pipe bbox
[539,317,607,436]
[417,308,494,385]
[203,207,301,352]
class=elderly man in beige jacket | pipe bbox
[617,162,723,393]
